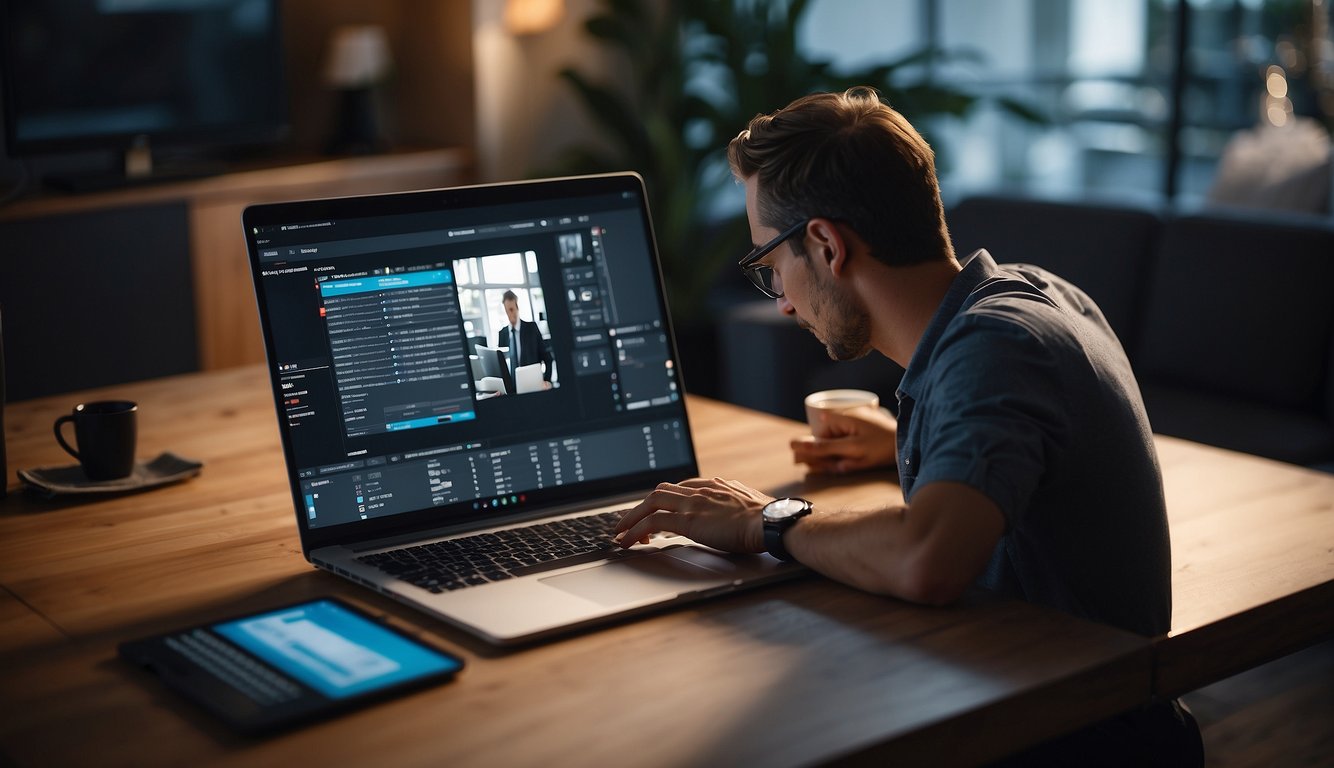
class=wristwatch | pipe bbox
[761,497,813,562]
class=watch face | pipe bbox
[763,497,809,522]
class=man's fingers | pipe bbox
[614,480,722,535]
[792,436,864,463]
[614,510,685,548]
[677,477,729,489]
[615,485,690,532]
[791,436,835,459]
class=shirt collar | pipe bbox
[897,248,1002,400]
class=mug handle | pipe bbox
[54,414,80,460]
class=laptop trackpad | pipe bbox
[540,551,723,607]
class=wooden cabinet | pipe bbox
[0,148,472,397]
[0,201,196,401]
[180,148,473,369]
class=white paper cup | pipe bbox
[804,389,880,437]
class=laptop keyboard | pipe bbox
[356,511,624,593]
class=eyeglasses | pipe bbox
[738,219,808,299]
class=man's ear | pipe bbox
[807,218,848,277]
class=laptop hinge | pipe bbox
[343,491,646,553]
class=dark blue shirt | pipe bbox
[896,250,1171,636]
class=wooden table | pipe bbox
[0,367,1156,766]
[1153,437,1334,696]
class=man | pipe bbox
[497,289,553,389]
[614,88,1201,764]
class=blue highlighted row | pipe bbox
[320,270,453,298]
[386,410,476,432]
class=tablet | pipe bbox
[119,597,464,734]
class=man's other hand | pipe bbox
[791,406,898,474]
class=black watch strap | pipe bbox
[763,522,798,562]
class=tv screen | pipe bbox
[0,0,287,157]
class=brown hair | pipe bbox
[727,87,952,266]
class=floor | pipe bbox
[1183,639,1334,767]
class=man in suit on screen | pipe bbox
[497,290,553,390]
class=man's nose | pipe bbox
[776,295,795,316]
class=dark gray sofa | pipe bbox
[718,195,1334,471]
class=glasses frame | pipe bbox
[737,219,809,299]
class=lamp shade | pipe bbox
[324,25,391,88]
[504,0,564,35]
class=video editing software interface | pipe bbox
[252,186,691,531]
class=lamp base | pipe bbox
[325,87,385,156]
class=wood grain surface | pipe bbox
[1153,436,1334,695]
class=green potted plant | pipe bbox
[548,0,1043,393]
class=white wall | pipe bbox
[471,0,616,183]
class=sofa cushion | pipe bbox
[720,301,830,420]
[1136,211,1334,410]
[1141,383,1334,466]
[1328,330,1334,429]
[948,195,1160,350]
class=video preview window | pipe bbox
[455,250,558,400]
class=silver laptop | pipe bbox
[514,363,544,394]
[243,173,801,645]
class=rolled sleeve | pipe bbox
[908,312,1070,527]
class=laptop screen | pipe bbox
[243,174,697,551]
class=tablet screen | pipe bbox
[213,598,462,699]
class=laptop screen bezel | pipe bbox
[242,172,699,554]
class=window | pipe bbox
[797,0,1333,210]
[454,251,548,347]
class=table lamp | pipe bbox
[323,25,392,154]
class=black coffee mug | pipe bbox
[54,401,138,481]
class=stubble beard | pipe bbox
[808,274,872,362]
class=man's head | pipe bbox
[727,87,952,268]
[502,289,520,326]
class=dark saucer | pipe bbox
[18,452,203,498]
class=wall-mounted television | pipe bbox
[0,0,288,187]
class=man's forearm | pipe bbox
[784,482,1005,605]
[784,505,932,599]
